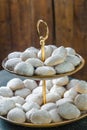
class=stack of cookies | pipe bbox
[0,76,87,124]
[4,45,82,76]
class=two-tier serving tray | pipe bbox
[0,20,86,127]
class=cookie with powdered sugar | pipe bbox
[55,61,75,74]
[58,102,80,119]
[74,94,87,111]
[15,88,31,98]
[38,45,53,60]
[30,109,52,124]
[25,58,44,67]
[75,80,87,94]
[14,62,34,76]
[7,78,24,91]
[7,107,26,123]
[5,58,21,71]
[35,66,56,76]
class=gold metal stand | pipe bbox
[37,19,49,104]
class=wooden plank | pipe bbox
[30,0,54,48]
[9,0,53,51]
[0,22,11,69]
[54,0,74,47]
[0,22,11,47]
[72,0,87,80]
[0,0,9,22]
[0,0,11,69]
[9,0,32,51]
[73,0,87,52]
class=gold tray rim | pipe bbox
[0,113,87,128]
[2,54,85,80]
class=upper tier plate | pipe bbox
[2,54,85,80]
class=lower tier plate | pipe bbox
[0,113,87,128]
